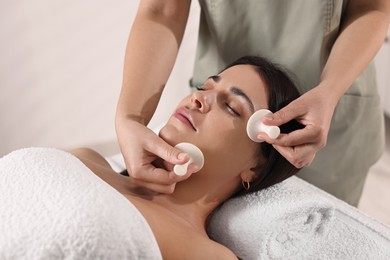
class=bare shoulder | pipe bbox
[70,147,113,170]
[203,239,238,259]
[69,147,134,193]
[190,238,238,259]
[161,233,238,260]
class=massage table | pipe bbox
[1,147,389,259]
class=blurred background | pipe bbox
[0,0,199,156]
[0,1,389,225]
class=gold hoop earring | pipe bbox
[242,180,251,190]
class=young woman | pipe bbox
[72,56,302,259]
[117,1,390,207]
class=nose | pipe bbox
[190,91,211,113]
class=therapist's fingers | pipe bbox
[145,135,189,166]
[130,162,197,186]
[258,124,325,148]
[129,163,198,194]
[258,125,325,169]
[257,86,338,168]
[273,143,316,168]
[117,118,194,193]
[262,100,303,126]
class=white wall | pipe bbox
[375,29,390,117]
[0,1,200,157]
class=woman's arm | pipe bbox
[117,0,191,125]
[320,0,390,100]
[261,0,390,168]
[116,0,194,193]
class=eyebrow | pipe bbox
[209,75,255,113]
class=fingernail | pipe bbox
[263,114,274,121]
[178,152,187,160]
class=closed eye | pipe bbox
[225,103,240,117]
[196,81,241,117]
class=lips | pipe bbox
[173,107,197,131]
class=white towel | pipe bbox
[207,176,390,260]
[0,147,162,260]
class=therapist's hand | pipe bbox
[258,86,338,168]
[116,118,196,194]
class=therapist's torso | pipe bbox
[191,0,385,206]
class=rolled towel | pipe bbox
[208,176,335,260]
[0,147,162,260]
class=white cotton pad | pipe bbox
[247,109,280,142]
[173,143,204,176]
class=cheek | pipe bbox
[206,115,249,147]
[200,115,257,168]
[158,124,179,146]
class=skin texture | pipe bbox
[74,64,269,259]
[116,0,390,192]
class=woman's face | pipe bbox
[159,64,269,186]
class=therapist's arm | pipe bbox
[116,0,193,193]
[261,0,390,168]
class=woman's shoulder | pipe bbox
[197,239,239,260]
[161,232,238,259]
[69,148,239,259]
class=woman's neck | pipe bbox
[151,179,227,237]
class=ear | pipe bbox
[240,169,256,183]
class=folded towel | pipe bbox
[208,176,335,259]
[0,148,162,260]
[208,176,390,260]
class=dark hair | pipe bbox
[223,56,303,197]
